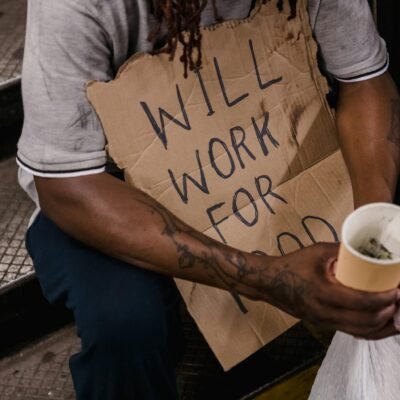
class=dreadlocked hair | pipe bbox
[149,0,298,78]
[149,0,221,78]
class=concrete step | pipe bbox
[0,0,25,89]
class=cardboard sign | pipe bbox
[87,0,353,370]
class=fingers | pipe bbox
[362,322,400,341]
[285,242,400,341]
[317,244,400,312]
[323,283,399,311]
[323,304,397,337]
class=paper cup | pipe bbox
[336,203,400,292]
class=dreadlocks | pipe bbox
[149,0,221,78]
[149,0,298,78]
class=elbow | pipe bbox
[33,175,84,226]
[34,176,61,219]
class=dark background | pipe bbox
[377,0,400,87]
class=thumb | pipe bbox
[326,257,338,278]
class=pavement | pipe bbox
[0,316,224,400]
[0,326,77,400]
[0,0,26,88]
[0,157,35,292]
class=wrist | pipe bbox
[237,251,276,302]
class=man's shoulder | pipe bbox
[36,0,135,20]
[32,0,140,38]
[317,0,371,16]
[313,0,387,82]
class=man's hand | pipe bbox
[252,243,400,340]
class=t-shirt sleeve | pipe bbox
[314,0,389,83]
[17,0,113,177]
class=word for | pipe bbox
[206,174,286,243]
[168,111,279,205]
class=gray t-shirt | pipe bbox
[17,0,388,205]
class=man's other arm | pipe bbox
[336,71,400,207]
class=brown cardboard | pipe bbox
[87,0,353,370]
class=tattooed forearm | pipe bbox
[139,197,256,290]
[137,196,310,317]
[387,98,400,147]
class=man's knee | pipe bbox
[79,294,171,356]
[70,296,181,400]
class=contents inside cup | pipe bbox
[357,238,393,260]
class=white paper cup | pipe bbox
[336,203,400,292]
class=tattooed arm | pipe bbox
[35,173,399,339]
[336,71,400,208]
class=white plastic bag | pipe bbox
[309,331,400,400]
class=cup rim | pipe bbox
[341,202,400,266]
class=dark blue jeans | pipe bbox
[26,213,184,400]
